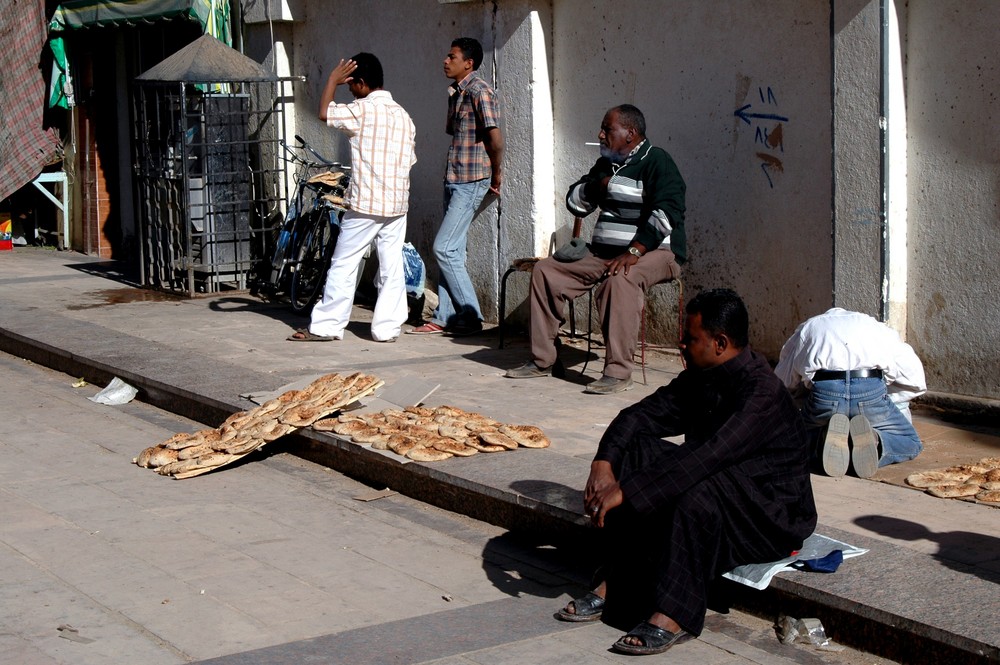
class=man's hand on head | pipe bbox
[330,58,358,86]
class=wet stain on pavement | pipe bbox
[66,288,186,310]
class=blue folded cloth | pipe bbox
[792,549,844,573]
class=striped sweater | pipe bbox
[566,140,686,262]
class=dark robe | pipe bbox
[594,347,817,635]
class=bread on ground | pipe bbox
[926,484,981,498]
[905,470,973,488]
[498,424,550,449]
[406,446,453,462]
[975,490,1000,503]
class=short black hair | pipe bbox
[451,37,484,71]
[350,52,383,89]
[686,288,749,349]
[612,104,646,137]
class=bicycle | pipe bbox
[254,135,351,314]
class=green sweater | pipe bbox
[566,139,687,263]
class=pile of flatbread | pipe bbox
[313,404,550,462]
[905,457,1000,503]
[133,372,383,479]
[307,170,348,189]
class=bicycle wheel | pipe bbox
[289,209,339,314]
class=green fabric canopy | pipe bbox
[49,0,230,43]
[47,0,231,108]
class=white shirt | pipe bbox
[327,90,416,217]
[775,308,927,406]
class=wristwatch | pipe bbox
[628,246,643,258]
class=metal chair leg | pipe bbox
[498,267,516,349]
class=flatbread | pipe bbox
[945,463,994,475]
[404,406,435,418]
[259,421,296,442]
[429,436,478,457]
[388,435,420,456]
[158,432,200,451]
[134,446,157,467]
[351,427,391,446]
[439,424,472,442]
[478,430,518,451]
[165,429,219,450]
[432,405,466,418]
[498,424,550,449]
[976,490,1000,503]
[222,435,264,456]
[980,481,1000,491]
[985,469,1000,482]
[177,443,217,460]
[905,470,973,488]
[147,447,180,468]
[220,410,254,429]
[465,438,507,453]
[330,420,370,436]
[926,484,981,498]
[406,446,453,462]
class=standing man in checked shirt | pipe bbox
[408,37,504,337]
[288,53,416,343]
[555,289,816,656]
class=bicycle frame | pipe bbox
[262,137,350,291]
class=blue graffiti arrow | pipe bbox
[734,104,789,125]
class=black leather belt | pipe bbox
[813,368,883,381]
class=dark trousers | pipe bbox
[598,435,800,636]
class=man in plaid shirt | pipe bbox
[556,289,817,656]
[409,37,504,336]
[288,53,416,343]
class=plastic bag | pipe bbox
[402,242,426,298]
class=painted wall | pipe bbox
[832,0,883,317]
[905,1,1000,398]
[240,0,1000,400]
[244,0,554,321]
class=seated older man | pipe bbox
[505,104,686,394]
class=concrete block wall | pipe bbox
[238,0,1000,400]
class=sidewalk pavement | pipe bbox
[1,247,998,663]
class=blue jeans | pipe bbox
[803,377,922,467]
[431,178,490,327]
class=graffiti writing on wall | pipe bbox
[734,87,788,188]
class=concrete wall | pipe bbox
[905,1,1000,399]
[551,0,833,356]
[240,0,1000,400]
[244,0,553,322]
[832,0,883,317]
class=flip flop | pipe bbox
[612,621,692,655]
[287,329,338,342]
[554,592,605,622]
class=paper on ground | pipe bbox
[722,533,868,590]
[88,377,138,405]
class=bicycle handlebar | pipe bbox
[279,137,347,172]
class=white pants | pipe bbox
[309,210,407,341]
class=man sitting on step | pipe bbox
[556,289,817,656]
[504,104,686,394]
[774,307,926,478]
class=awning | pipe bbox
[47,0,232,109]
[49,0,231,44]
